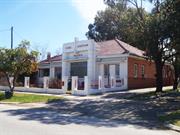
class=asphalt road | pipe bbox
[0,104,178,135]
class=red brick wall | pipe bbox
[128,56,173,89]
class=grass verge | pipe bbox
[0,91,64,103]
[128,89,179,100]
[159,110,180,127]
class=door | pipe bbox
[109,65,116,77]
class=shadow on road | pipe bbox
[1,91,180,130]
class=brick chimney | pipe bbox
[47,52,51,61]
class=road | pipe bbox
[0,104,178,135]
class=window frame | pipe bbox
[134,64,138,78]
[141,65,145,78]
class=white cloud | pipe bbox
[71,0,106,23]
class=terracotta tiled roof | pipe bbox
[116,39,145,57]
[40,55,62,63]
[40,40,144,63]
[97,39,145,57]
[96,40,125,56]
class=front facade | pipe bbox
[38,39,173,95]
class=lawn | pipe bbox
[0,92,64,103]
[127,89,180,127]
[159,110,180,127]
[128,88,180,100]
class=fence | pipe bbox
[0,75,127,96]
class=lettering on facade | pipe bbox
[77,44,88,48]
[64,42,89,60]
[74,52,83,57]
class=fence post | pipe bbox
[98,76,104,89]
[72,76,78,91]
[9,77,14,87]
[24,77,30,88]
[84,76,89,94]
[43,77,49,89]
[110,76,115,88]
[62,76,68,93]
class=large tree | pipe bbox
[0,40,38,98]
[86,5,148,50]
[87,0,180,92]
[166,0,180,90]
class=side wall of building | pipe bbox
[128,56,173,89]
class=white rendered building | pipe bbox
[38,39,173,95]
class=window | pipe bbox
[55,67,62,79]
[142,65,145,78]
[39,68,50,77]
[115,64,120,76]
[70,62,87,78]
[134,64,138,78]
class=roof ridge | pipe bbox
[115,39,144,52]
[39,54,62,63]
[51,54,62,58]
[115,39,129,53]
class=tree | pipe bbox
[87,0,179,92]
[165,0,180,90]
[86,6,148,50]
[86,7,122,41]
[0,40,39,98]
[172,56,180,90]
[32,44,48,61]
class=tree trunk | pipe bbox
[173,67,179,90]
[155,60,163,92]
[173,78,178,90]
[4,73,14,98]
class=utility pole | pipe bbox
[11,26,13,49]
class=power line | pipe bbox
[14,30,25,40]
[0,27,13,49]
[0,29,10,32]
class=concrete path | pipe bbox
[0,104,178,135]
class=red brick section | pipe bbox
[128,56,174,89]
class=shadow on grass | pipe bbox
[1,90,180,130]
[159,110,180,124]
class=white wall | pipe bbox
[119,58,128,89]
[0,86,65,94]
[97,56,128,90]
[62,39,97,91]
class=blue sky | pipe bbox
[0,0,153,57]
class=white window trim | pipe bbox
[134,64,138,78]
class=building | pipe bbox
[38,39,173,95]
[39,54,62,79]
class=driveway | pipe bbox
[0,88,179,135]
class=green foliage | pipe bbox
[86,5,148,50]
[0,40,39,92]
